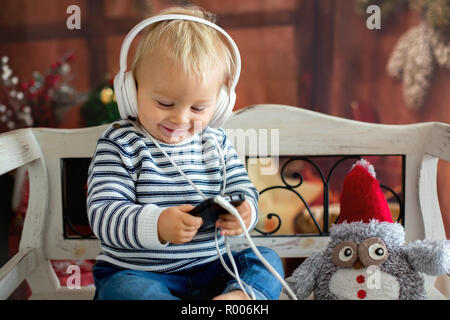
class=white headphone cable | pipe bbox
[210,136,258,300]
[214,228,256,300]
[139,122,257,298]
[136,122,297,300]
[137,122,209,200]
[213,195,298,300]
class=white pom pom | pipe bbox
[352,159,376,178]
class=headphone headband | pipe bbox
[118,14,241,93]
[115,13,240,127]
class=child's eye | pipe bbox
[191,106,206,112]
[157,100,173,107]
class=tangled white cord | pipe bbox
[213,196,298,300]
[138,122,298,300]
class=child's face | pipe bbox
[136,52,224,144]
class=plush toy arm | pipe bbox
[405,239,450,276]
[284,252,322,300]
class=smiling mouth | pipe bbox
[160,125,189,136]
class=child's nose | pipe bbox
[169,107,190,125]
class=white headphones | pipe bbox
[114,14,241,128]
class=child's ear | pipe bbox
[132,69,139,90]
[219,73,229,88]
[133,76,138,90]
[225,76,232,90]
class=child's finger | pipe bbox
[216,219,241,231]
[181,230,198,241]
[178,204,195,212]
[219,227,243,237]
[218,213,238,221]
[183,224,200,232]
[181,212,203,227]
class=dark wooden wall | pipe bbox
[0,0,448,237]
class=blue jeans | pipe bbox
[92,247,283,300]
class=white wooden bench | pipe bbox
[0,104,448,300]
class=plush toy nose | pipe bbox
[353,258,363,270]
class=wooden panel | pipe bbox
[0,0,86,26]
[0,39,90,93]
[229,26,299,110]
[195,0,301,14]
[294,0,316,108]
[104,0,172,18]
[106,34,142,77]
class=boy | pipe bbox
[87,5,283,300]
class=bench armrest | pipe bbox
[0,248,36,299]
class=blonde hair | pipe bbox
[131,6,235,86]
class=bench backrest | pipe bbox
[1,104,448,262]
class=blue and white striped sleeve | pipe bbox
[219,129,259,231]
[86,135,168,250]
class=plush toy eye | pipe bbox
[331,241,358,267]
[368,243,386,260]
[339,246,355,262]
[359,237,389,266]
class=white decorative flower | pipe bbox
[60,63,71,75]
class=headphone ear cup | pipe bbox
[113,72,128,120]
[123,71,138,120]
[209,86,235,128]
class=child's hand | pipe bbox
[215,200,252,237]
[158,204,203,244]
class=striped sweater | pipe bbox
[87,120,259,273]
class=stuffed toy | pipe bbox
[285,159,450,300]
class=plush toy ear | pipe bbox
[285,252,322,300]
[405,239,450,276]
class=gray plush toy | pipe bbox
[286,160,450,300]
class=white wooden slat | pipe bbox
[32,124,109,158]
[26,259,63,296]
[229,236,330,258]
[18,157,49,251]
[47,239,101,260]
[29,126,108,260]
[403,153,426,242]
[0,128,41,176]
[29,286,95,300]
[426,122,450,161]
[43,156,100,260]
[224,104,432,157]
[418,155,447,240]
[0,248,36,300]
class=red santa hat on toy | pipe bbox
[338,159,393,224]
